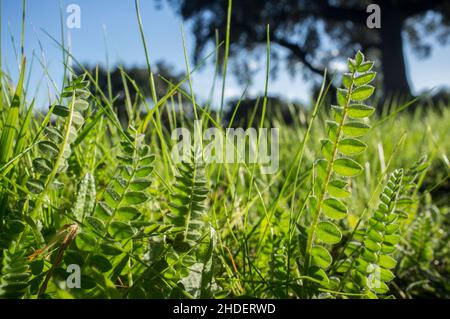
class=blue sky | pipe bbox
[3,0,450,108]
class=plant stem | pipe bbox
[303,72,355,277]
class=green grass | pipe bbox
[0,2,448,299]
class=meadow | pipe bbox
[0,2,449,299]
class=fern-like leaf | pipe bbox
[0,242,30,298]
[302,51,376,289]
[77,127,154,257]
[346,169,404,296]
[26,75,91,224]
[169,149,209,245]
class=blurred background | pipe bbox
[3,0,450,114]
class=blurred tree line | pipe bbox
[79,0,450,123]
[75,61,189,125]
[157,0,450,101]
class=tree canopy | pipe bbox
[158,0,450,99]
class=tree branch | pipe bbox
[271,36,325,77]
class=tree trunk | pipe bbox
[380,7,412,99]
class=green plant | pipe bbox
[0,3,448,298]
[345,169,405,296]
[299,51,376,295]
